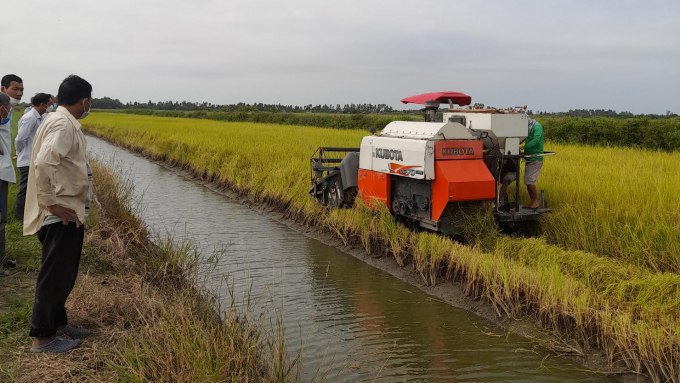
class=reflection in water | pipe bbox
[87,136,614,382]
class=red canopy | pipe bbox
[401,92,472,106]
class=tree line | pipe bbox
[92,96,676,118]
[92,97,403,114]
[531,109,678,119]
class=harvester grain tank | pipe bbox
[309,92,554,235]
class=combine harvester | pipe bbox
[309,92,555,235]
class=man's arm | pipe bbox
[523,125,543,152]
[15,114,36,154]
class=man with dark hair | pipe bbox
[15,93,53,220]
[1,75,24,106]
[0,75,22,269]
[30,94,57,117]
[23,94,54,116]
[24,75,93,353]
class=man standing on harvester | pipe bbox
[522,118,544,209]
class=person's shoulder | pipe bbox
[41,111,70,131]
[18,113,30,124]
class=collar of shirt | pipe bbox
[56,106,82,130]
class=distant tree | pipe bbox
[91,97,125,109]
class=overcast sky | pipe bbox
[2,0,678,113]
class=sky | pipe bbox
[1,0,679,113]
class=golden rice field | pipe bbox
[83,113,680,382]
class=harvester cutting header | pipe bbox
[309,92,554,235]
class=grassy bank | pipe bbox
[0,154,299,381]
[82,112,680,382]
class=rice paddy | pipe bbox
[83,112,680,382]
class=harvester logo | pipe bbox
[374,148,404,161]
[442,147,475,156]
[388,163,423,177]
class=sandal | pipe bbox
[58,325,90,339]
[30,337,82,353]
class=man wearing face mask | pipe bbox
[0,94,13,270]
[0,74,23,269]
[15,93,54,220]
[24,75,93,353]
[24,95,55,117]
[47,95,56,114]
[1,74,24,107]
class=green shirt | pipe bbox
[523,123,544,161]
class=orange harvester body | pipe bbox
[358,140,495,220]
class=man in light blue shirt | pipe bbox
[25,94,56,117]
[15,93,52,220]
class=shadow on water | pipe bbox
[87,136,617,382]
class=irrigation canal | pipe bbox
[87,136,615,382]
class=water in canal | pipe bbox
[87,136,614,382]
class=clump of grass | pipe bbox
[83,112,680,382]
[536,143,680,273]
[7,158,300,383]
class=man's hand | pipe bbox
[46,205,77,225]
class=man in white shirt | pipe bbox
[27,94,56,117]
[15,93,52,220]
[0,74,23,268]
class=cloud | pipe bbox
[2,0,678,113]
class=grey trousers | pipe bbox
[0,180,7,264]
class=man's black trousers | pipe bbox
[29,222,85,338]
[14,166,29,220]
